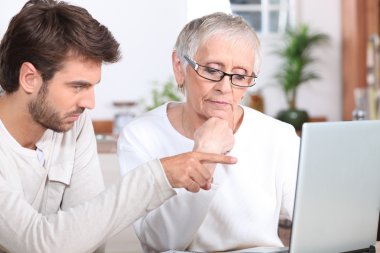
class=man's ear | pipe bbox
[172,51,185,87]
[19,62,41,94]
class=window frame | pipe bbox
[230,0,296,35]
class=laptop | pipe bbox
[287,120,380,253]
[164,120,380,253]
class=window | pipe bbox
[187,0,231,21]
[230,0,293,34]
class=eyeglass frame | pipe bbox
[183,55,257,88]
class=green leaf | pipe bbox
[145,78,183,111]
[273,23,329,108]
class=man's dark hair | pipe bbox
[0,0,121,93]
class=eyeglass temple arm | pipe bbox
[184,55,197,69]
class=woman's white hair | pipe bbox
[174,12,261,75]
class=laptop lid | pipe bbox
[289,120,380,253]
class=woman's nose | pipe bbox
[214,75,233,93]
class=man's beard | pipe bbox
[28,83,84,133]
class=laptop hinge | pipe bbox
[341,245,376,253]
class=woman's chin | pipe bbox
[206,110,232,121]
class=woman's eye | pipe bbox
[205,67,220,75]
[234,74,246,81]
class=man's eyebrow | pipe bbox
[66,79,101,86]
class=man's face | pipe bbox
[28,57,101,132]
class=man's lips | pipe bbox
[66,108,84,120]
[66,114,81,122]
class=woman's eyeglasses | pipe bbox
[184,55,257,88]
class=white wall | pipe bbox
[0,0,187,119]
[0,0,342,121]
[297,0,342,121]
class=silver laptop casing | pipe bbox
[289,120,380,253]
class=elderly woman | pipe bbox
[118,12,300,252]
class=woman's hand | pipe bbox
[192,118,235,184]
[193,117,234,154]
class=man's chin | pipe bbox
[60,123,75,132]
[48,122,74,133]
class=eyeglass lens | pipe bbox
[198,65,255,87]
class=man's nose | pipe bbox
[79,87,95,110]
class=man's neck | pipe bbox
[0,94,46,149]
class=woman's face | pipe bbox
[183,35,255,122]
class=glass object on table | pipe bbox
[112,101,138,136]
[352,87,368,121]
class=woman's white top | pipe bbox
[118,103,300,252]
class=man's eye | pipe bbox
[73,85,84,92]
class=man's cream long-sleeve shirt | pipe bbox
[0,111,175,253]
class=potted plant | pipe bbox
[145,78,183,111]
[275,24,329,130]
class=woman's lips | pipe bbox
[207,99,231,108]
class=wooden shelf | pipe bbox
[92,120,113,135]
[341,0,380,120]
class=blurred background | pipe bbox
[0,0,347,125]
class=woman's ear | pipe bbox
[172,51,185,87]
[19,62,41,94]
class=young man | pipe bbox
[0,1,236,252]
